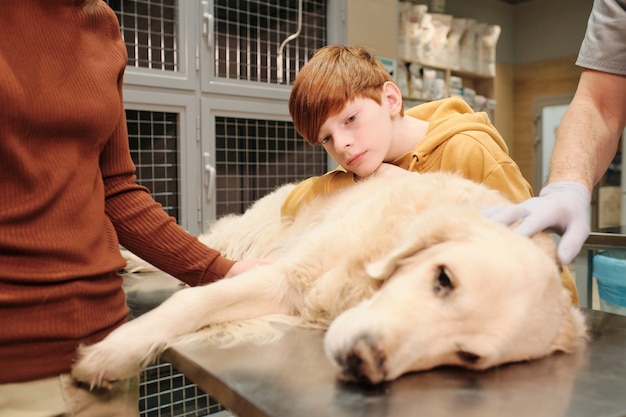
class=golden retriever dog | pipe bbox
[71,171,587,387]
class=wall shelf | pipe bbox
[397,58,496,120]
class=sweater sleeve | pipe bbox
[100,82,234,286]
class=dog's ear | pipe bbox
[365,208,479,280]
[365,243,417,280]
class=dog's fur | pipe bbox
[72,171,587,387]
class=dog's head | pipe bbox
[324,206,587,385]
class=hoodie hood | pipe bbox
[405,96,508,159]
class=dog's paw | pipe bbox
[71,338,162,390]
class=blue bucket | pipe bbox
[593,250,626,315]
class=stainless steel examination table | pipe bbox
[161,308,626,417]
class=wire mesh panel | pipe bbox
[215,116,327,216]
[213,0,327,85]
[105,2,332,416]
[127,109,181,221]
[126,277,230,417]
[139,360,227,417]
[106,0,178,71]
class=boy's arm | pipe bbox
[438,134,533,203]
[281,170,356,218]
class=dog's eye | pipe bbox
[434,267,454,296]
[457,351,481,364]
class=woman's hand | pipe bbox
[225,257,278,278]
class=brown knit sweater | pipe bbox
[0,0,234,383]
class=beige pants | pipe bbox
[0,374,139,417]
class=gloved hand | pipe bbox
[482,182,591,265]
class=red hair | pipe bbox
[288,45,401,145]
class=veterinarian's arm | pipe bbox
[548,70,626,191]
[486,69,626,265]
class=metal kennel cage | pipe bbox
[105,0,332,415]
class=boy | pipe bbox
[283,45,531,216]
[282,44,577,304]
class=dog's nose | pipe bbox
[334,333,388,385]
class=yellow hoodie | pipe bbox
[282,97,532,218]
[280,97,578,305]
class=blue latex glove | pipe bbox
[482,182,591,265]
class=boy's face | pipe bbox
[318,95,394,178]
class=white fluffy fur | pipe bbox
[72,171,587,387]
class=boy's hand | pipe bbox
[482,181,591,265]
[372,163,410,177]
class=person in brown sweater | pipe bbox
[0,1,267,415]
